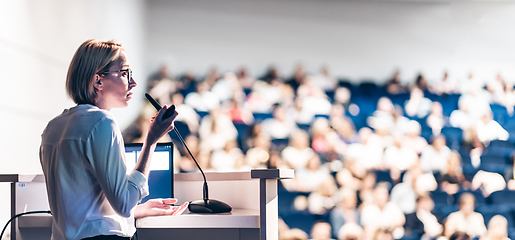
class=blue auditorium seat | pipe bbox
[253,112,274,123]
[476,204,515,229]
[431,190,453,207]
[488,190,515,207]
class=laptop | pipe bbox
[124,142,174,203]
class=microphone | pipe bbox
[144,93,232,214]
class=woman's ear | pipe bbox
[93,74,103,91]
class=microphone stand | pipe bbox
[172,128,232,213]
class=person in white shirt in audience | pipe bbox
[475,111,509,144]
[210,139,245,172]
[480,215,510,240]
[261,104,299,140]
[310,221,334,240]
[444,193,487,239]
[404,87,433,119]
[282,129,317,170]
[184,80,221,112]
[361,183,405,240]
[403,120,428,155]
[171,92,200,133]
[198,107,238,152]
[426,101,446,136]
[294,154,332,193]
[420,135,452,173]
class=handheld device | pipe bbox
[144,93,176,119]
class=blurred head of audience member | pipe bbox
[310,221,333,240]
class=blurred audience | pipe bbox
[123,65,515,240]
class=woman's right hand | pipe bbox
[146,105,178,145]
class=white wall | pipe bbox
[145,0,515,85]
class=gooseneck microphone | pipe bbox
[145,93,232,214]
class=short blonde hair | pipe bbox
[66,39,123,104]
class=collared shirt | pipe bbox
[40,104,148,240]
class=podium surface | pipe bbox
[2,169,294,240]
[136,169,294,240]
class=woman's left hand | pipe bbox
[134,198,188,219]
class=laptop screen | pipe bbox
[124,142,174,203]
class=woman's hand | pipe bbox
[134,198,189,219]
[146,105,178,145]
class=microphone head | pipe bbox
[188,199,232,214]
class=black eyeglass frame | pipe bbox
[98,68,132,83]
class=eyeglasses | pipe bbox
[98,68,132,84]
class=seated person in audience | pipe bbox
[480,215,510,240]
[198,107,238,152]
[385,69,406,95]
[211,72,244,103]
[426,101,446,135]
[367,97,396,133]
[210,139,245,172]
[457,85,491,121]
[330,188,361,238]
[147,65,177,104]
[450,99,476,131]
[308,177,338,215]
[313,65,338,91]
[261,104,299,140]
[122,103,173,143]
[171,92,200,134]
[177,135,200,173]
[404,87,433,119]
[414,73,429,92]
[285,63,307,92]
[345,127,388,171]
[471,170,506,197]
[444,193,487,239]
[245,133,272,169]
[248,67,284,112]
[235,67,255,90]
[225,97,254,125]
[499,80,515,116]
[336,158,366,191]
[184,80,221,112]
[384,131,419,174]
[475,111,509,144]
[332,114,359,145]
[290,96,316,125]
[337,223,364,240]
[403,120,428,155]
[420,135,452,173]
[356,171,377,208]
[430,71,458,95]
[439,151,470,195]
[333,86,352,109]
[297,78,332,116]
[392,161,437,212]
[294,154,332,193]
[281,129,316,169]
[361,183,405,240]
[310,221,334,240]
[404,195,443,239]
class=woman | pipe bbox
[444,193,487,239]
[40,39,184,240]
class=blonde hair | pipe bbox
[66,39,123,104]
